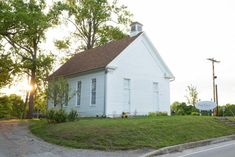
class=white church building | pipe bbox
[48,22,175,117]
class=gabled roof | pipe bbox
[49,33,142,79]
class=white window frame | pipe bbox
[90,78,96,106]
[76,81,82,106]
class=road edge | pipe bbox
[140,134,235,157]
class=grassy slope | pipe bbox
[30,116,235,150]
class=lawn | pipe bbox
[29,116,235,150]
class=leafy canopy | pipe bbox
[0,0,61,117]
[56,0,132,51]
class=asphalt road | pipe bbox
[157,140,235,157]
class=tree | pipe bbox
[47,77,75,109]
[171,101,198,115]
[9,94,25,119]
[57,0,132,51]
[0,96,12,118]
[0,53,18,88]
[185,84,199,106]
[0,0,60,118]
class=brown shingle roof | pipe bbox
[49,33,141,79]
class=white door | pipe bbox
[153,82,159,112]
[123,79,131,112]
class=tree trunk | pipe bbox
[28,67,36,118]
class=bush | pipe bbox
[148,112,168,117]
[0,95,26,119]
[68,109,78,121]
[47,109,67,123]
[47,109,56,123]
[148,112,157,117]
[171,101,199,115]
[54,109,67,123]
[0,96,12,119]
[156,112,168,116]
[191,112,200,116]
[9,94,25,119]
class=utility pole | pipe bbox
[207,58,220,116]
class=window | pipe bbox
[53,89,57,107]
[137,25,142,31]
[91,78,96,105]
[153,82,159,111]
[153,82,159,92]
[76,81,82,106]
[123,78,130,90]
[123,78,131,112]
[64,83,69,107]
[131,25,136,31]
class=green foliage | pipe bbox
[9,94,25,119]
[67,109,79,121]
[54,39,70,50]
[34,90,47,114]
[0,53,19,88]
[56,0,132,51]
[47,109,56,123]
[0,94,25,119]
[218,104,235,117]
[148,112,156,117]
[54,109,67,123]
[185,84,199,106]
[156,112,168,116]
[191,112,200,116]
[0,96,12,118]
[47,77,74,109]
[171,101,198,115]
[148,112,168,117]
[0,0,61,117]
[47,109,67,123]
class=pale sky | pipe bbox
[2,0,235,105]
[118,0,235,104]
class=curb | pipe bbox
[140,134,235,157]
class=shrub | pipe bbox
[68,109,78,121]
[47,109,67,123]
[148,112,168,117]
[47,109,56,123]
[0,96,12,119]
[9,94,25,119]
[148,112,157,117]
[171,101,199,115]
[191,112,200,116]
[54,109,67,123]
[156,112,168,116]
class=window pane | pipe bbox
[65,84,69,106]
[91,78,96,105]
[123,79,130,89]
[131,25,135,31]
[77,81,81,106]
[137,25,142,31]
[153,82,159,92]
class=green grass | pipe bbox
[29,116,235,150]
